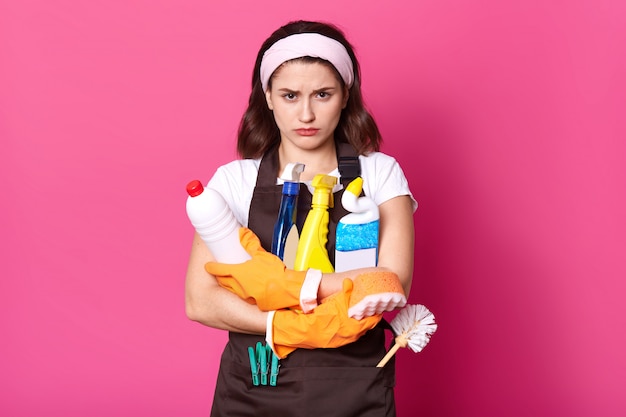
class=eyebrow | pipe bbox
[276,86,338,94]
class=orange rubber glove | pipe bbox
[267,279,382,359]
[204,228,322,312]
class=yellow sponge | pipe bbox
[348,272,407,319]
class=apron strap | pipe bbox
[337,142,361,183]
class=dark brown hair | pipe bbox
[237,20,382,159]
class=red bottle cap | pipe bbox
[186,180,204,197]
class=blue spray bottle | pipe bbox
[266,162,304,386]
[271,162,305,268]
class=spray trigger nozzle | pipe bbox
[280,163,305,182]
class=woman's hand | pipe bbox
[268,279,382,358]
[204,228,317,312]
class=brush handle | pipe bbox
[376,343,401,367]
[376,333,409,367]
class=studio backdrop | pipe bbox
[1,1,625,416]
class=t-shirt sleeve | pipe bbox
[361,153,417,212]
[206,160,259,226]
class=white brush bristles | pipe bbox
[390,304,437,353]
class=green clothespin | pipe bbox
[248,346,260,386]
[258,342,268,385]
[269,348,280,386]
[249,342,279,387]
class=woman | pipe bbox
[185,20,416,416]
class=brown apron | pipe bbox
[210,143,397,417]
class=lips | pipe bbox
[295,128,319,136]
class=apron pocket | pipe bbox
[282,365,394,417]
[218,361,395,417]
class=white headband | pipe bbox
[260,33,354,92]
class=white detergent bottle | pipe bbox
[335,177,380,272]
[185,180,251,263]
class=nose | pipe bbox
[298,99,315,123]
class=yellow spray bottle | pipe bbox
[293,174,337,273]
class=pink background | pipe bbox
[2,1,625,416]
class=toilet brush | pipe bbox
[376,304,437,367]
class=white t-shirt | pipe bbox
[207,151,417,227]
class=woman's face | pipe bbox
[265,60,348,153]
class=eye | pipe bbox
[282,92,297,101]
[317,91,330,99]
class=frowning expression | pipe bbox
[265,60,348,153]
